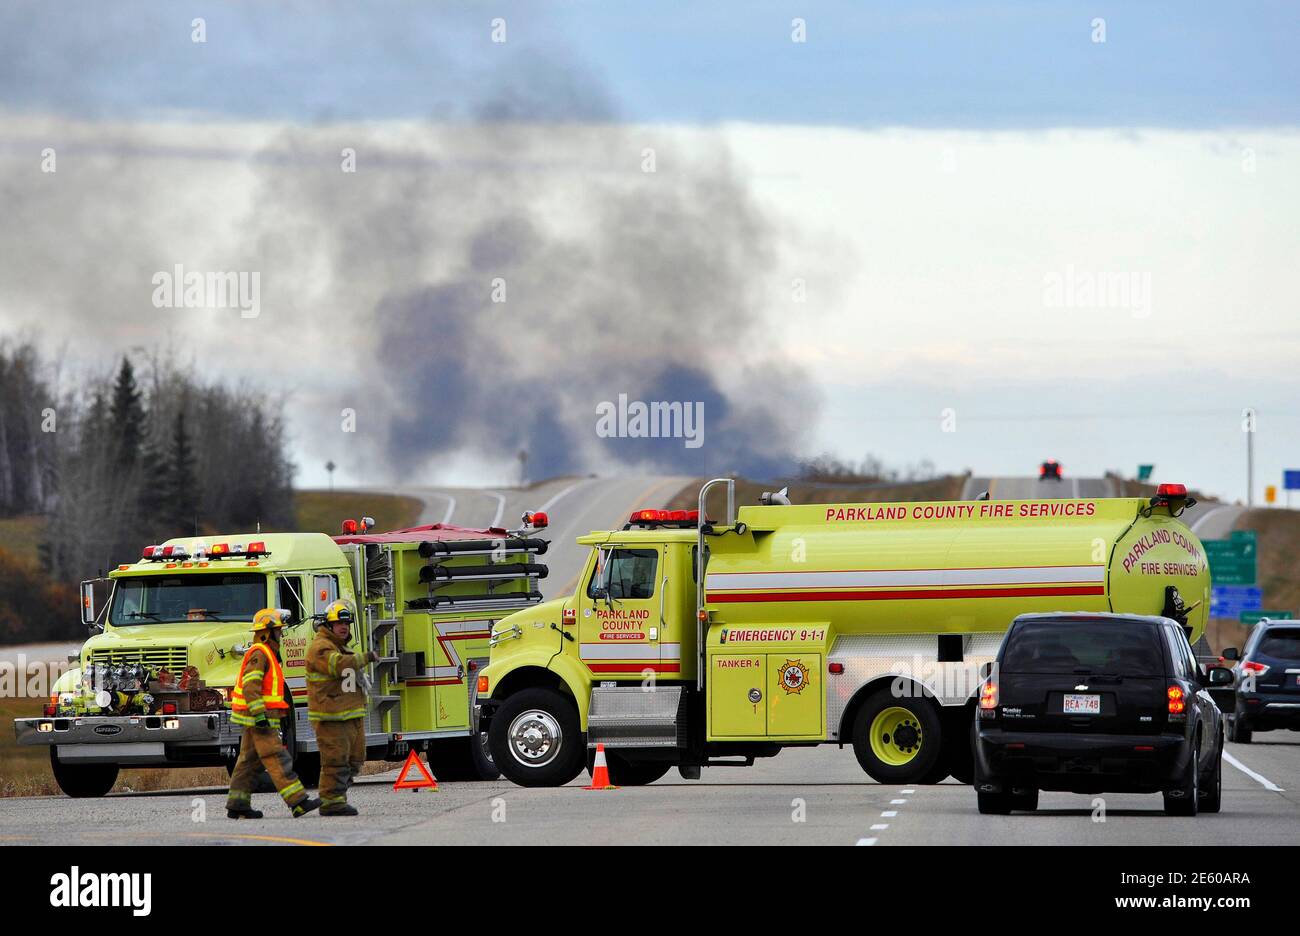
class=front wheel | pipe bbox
[427,733,501,781]
[589,751,673,786]
[851,689,944,784]
[488,688,586,787]
[50,748,119,798]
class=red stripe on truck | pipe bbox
[586,663,681,673]
[707,585,1106,603]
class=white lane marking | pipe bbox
[537,478,597,514]
[419,492,457,525]
[881,810,898,817]
[890,798,908,804]
[1223,750,1285,792]
[870,823,889,831]
[855,838,878,846]
[901,789,915,794]
[486,491,506,527]
[1191,504,1237,535]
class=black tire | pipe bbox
[977,789,1011,815]
[50,748,118,798]
[488,688,586,787]
[1163,742,1200,816]
[851,688,944,784]
[1008,786,1039,812]
[1230,714,1252,744]
[426,734,501,781]
[294,752,321,789]
[1199,742,1223,814]
[282,708,320,788]
[589,751,673,786]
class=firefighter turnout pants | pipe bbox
[227,725,308,811]
[316,718,365,813]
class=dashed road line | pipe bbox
[1223,750,1285,792]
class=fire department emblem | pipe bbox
[778,659,809,694]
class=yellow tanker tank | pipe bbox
[705,493,1209,644]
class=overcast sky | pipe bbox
[1,1,1296,501]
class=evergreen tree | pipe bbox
[164,408,199,535]
[108,358,145,469]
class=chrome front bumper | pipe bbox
[15,712,230,747]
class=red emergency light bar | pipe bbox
[627,508,701,527]
[1150,482,1195,511]
[522,511,549,529]
[143,541,268,561]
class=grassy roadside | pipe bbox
[286,490,426,535]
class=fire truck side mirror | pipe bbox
[80,580,99,630]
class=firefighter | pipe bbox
[307,599,378,817]
[226,608,320,820]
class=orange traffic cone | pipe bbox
[584,743,619,790]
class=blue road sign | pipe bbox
[1285,470,1300,491]
[1211,585,1263,619]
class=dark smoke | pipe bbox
[0,4,821,482]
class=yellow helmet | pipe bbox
[251,608,289,632]
[323,599,356,626]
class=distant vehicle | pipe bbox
[974,612,1230,816]
[1039,460,1063,481]
[1223,619,1300,743]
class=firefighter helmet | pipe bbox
[251,608,289,632]
[323,599,356,627]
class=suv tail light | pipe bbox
[1241,660,1269,676]
[1167,684,1186,715]
[979,678,998,710]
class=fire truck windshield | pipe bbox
[109,574,268,626]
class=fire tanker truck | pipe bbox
[475,480,1210,787]
[15,514,551,797]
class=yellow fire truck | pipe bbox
[475,480,1210,787]
[16,514,550,797]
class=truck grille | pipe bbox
[89,646,189,673]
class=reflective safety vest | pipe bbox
[231,642,289,724]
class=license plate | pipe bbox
[1064,693,1101,715]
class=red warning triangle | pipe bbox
[393,749,439,791]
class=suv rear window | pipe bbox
[1003,618,1165,676]
[1257,628,1300,660]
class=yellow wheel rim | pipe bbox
[870,706,924,767]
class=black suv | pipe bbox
[1223,619,1300,743]
[974,612,1230,816]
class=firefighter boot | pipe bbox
[292,796,321,818]
[322,803,359,817]
[227,805,264,820]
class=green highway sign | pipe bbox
[1137,464,1154,482]
[1241,610,1294,626]
[1204,533,1257,586]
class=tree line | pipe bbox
[0,340,296,641]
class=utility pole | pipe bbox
[1243,408,1256,506]
[325,460,336,492]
